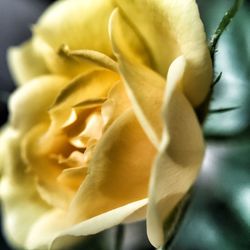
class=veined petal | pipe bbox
[7,39,48,86]
[114,0,212,106]
[147,57,205,247]
[68,109,156,223]
[9,75,69,134]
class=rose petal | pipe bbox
[9,75,69,134]
[114,0,212,106]
[22,123,75,209]
[49,69,119,135]
[59,45,118,72]
[25,198,147,250]
[110,10,166,147]
[7,39,48,86]
[35,0,114,53]
[102,81,131,128]
[147,56,205,247]
[0,128,49,248]
[68,109,156,223]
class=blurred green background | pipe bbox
[0,0,249,249]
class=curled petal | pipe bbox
[147,56,205,247]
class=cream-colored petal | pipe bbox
[147,57,205,247]
[49,69,119,134]
[25,199,147,250]
[9,75,69,133]
[7,39,48,86]
[68,109,156,223]
[35,0,114,52]
[0,128,49,248]
[110,11,165,147]
[114,0,212,106]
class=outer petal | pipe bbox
[7,40,49,86]
[9,75,69,133]
[0,128,49,249]
[147,57,205,247]
[25,199,147,250]
[68,109,156,223]
[114,0,212,106]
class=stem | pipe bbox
[115,225,125,250]
[209,0,244,61]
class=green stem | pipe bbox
[209,0,244,61]
[115,225,125,250]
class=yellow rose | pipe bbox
[0,0,212,249]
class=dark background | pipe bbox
[0,0,249,249]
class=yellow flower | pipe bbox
[0,0,212,249]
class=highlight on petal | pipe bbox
[147,56,205,247]
[7,39,48,86]
[9,75,69,134]
[114,0,212,106]
[68,109,156,223]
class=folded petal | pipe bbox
[68,109,156,223]
[114,0,212,106]
[7,40,49,86]
[9,75,69,134]
[147,56,205,247]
